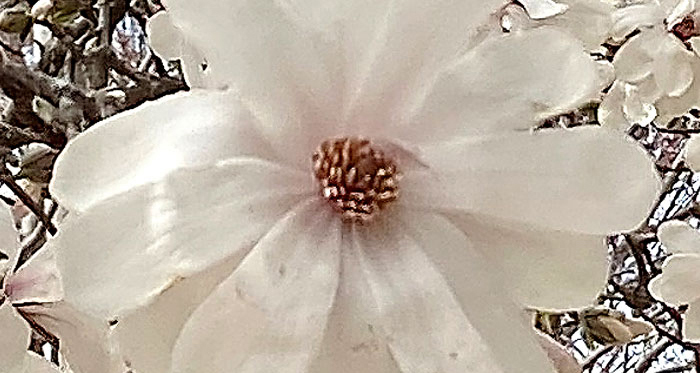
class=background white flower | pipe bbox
[601,0,699,130]
[652,220,700,340]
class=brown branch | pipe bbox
[98,45,188,111]
[0,49,100,123]
[582,345,617,372]
[637,340,674,372]
[0,167,56,235]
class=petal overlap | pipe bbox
[171,200,341,373]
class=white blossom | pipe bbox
[48,1,661,373]
[600,0,700,129]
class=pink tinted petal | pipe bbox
[6,246,62,304]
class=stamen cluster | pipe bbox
[312,137,400,222]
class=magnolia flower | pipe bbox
[0,206,121,373]
[598,0,700,130]
[651,220,700,340]
[49,1,659,372]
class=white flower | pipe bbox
[49,1,660,373]
[0,207,121,373]
[652,221,700,340]
[599,0,700,130]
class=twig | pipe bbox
[0,49,100,122]
[0,167,56,235]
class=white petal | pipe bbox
[536,331,581,373]
[538,0,615,52]
[655,61,700,125]
[55,158,312,319]
[50,90,278,212]
[0,206,17,269]
[351,216,507,373]
[403,126,660,233]
[611,4,664,41]
[18,303,123,373]
[652,38,694,97]
[146,13,223,89]
[658,220,700,255]
[443,213,607,309]
[0,307,30,371]
[649,254,700,304]
[5,245,62,304]
[518,0,569,19]
[21,354,61,373]
[396,27,611,144]
[171,200,341,373]
[163,0,506,131]
[599,82,634,131]
[614,29,694,100]
[336,0,507,132]
[621,84,657,126]
[686,136,700,171]
[162,0,340,91]
[159,0,345,166]
[683,299,700,341]
[397,212,569,373]
[666,0,696,26]
[613,31,658,83]
[307,238,402,373]
[113,253,241,373]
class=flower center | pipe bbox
[312,137,400,222]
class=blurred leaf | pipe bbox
[579,307,654,348]
[15,143,58,185]
[0,4,32,34]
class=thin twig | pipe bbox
[0,168,56,235]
